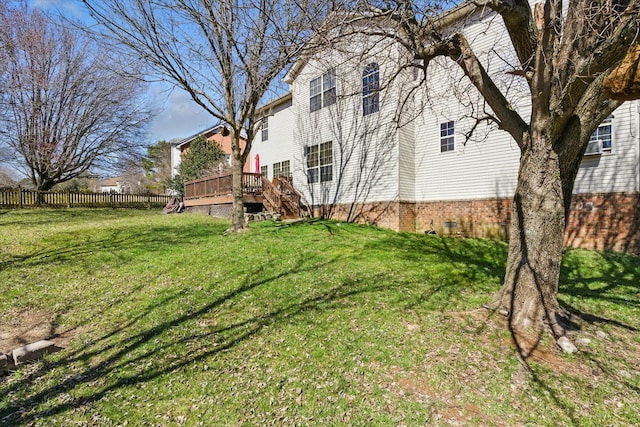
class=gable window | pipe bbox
[310,69,336,112]
[440,121,455,152]
[587,116,612,154]
[362,62,380,116]
[306,141,333,183]
[261,117,268,141]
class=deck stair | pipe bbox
[261,176,305,219]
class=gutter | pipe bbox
[432,2,480,30]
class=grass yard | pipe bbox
[0,209,638,426]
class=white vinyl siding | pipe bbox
[273,8,639,215]
[575,104,640,194]
[250,94,294,182]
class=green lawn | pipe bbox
[0,209,638,426]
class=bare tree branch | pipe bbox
[81,0,329,230]
[0,5,151,191]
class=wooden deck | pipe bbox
[184,173,263,207]
[184,173,305,219]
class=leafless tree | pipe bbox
[81,0,331,231]
[357,0,638,347]
[0,167,18,188]
[0,5,151,191]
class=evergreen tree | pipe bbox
[171,135,226,195]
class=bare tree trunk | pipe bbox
[230,130,246,232]
[497,133,568,338]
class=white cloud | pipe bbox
[29,0,84,17]
[147,85,215,143]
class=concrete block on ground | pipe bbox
[0,352,9,371]
[11,340,62,365]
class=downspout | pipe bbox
[637,100,640,192]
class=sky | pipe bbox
[145,85,216,143]
[28,0,217,143]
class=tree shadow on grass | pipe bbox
[0,251,396,424]
[366,228,639,425]
[0,220,229,272]
[559,248,640,331]
[2,219,638,425]
[364,232,508,308]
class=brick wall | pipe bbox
[319,192,640,254]
[399,201,416,232]
[415,197,511,240]
[565,192,640,253]
[317,200,402,230]
[414,192,639,253]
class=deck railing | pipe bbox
[184,173,263,200]
[0,189,171,209]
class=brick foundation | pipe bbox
[415,197,512,240]
[321,192,640,254]
[565,192,640,253]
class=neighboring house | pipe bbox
[250,4,640,253]
[170,124,251,179]
[99,177,130,194]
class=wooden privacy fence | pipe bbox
[0,189,172,209]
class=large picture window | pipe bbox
[306,141,333,183]
[362,62,379,116]
[440,121,455,152]
[310,69,336,112]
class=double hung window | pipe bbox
[306,142,333,183]
[440,121,455,152]
[310,69,336,112]
[589,116,612,152]
[261,117,268,141]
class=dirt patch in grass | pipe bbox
[0,309,76,354]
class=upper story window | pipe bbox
[587,116,613,154]
[261,117,268,141]
[310,69,336,112]
[362,62,380,116]
[260,165,267,177]
[440,121,455,152]
[306,141,333,183]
